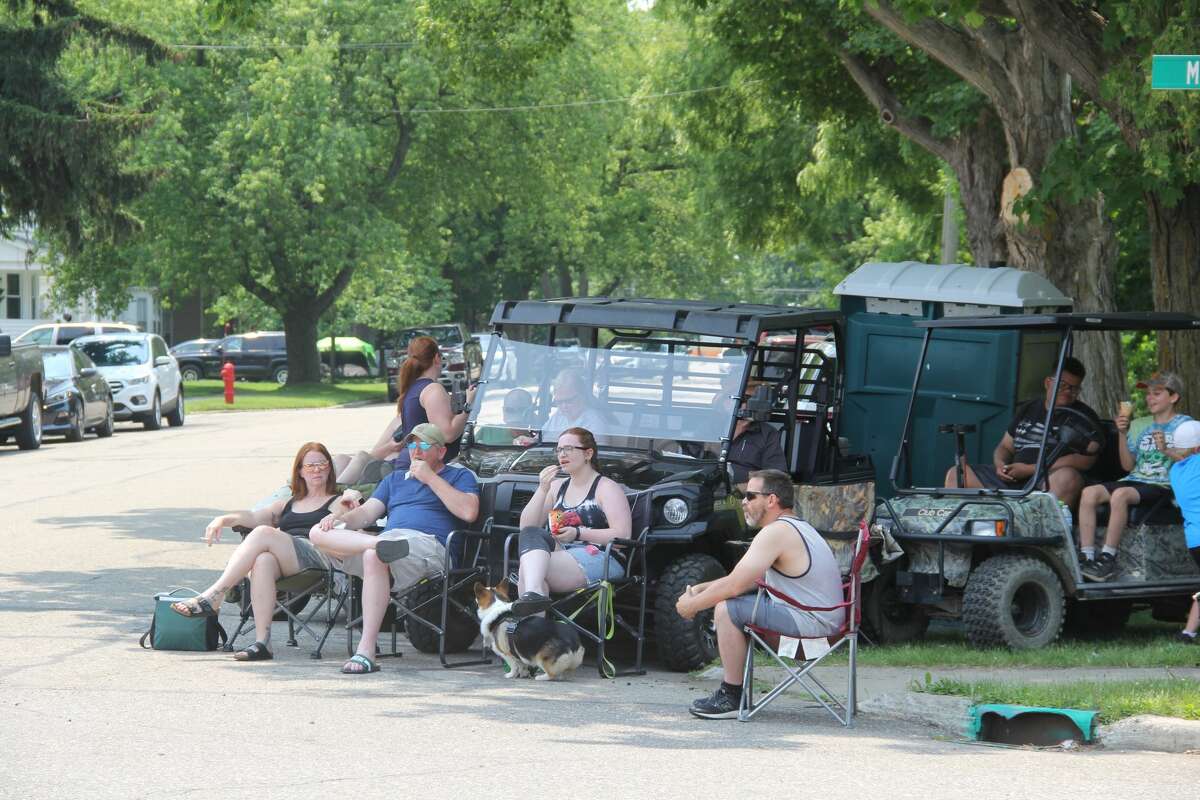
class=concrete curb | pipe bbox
[865,692,1200,753]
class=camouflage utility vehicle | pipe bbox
[875,312,1200,648]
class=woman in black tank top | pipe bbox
[513,427,633,612]
[170,442,357,661]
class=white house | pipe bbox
[0,229,163,340]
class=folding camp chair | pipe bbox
[500,517,649,679]
[224,529,350,659]
[738,520,871,724]
[344,520,498,667]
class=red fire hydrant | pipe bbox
[221,361,236,404]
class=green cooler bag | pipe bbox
[139,588,227,651]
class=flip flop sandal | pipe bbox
[341,654,380,674]
[233,642,273,662]
[375,539,410,563]
[170,595,217,618]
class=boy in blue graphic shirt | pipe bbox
[1168,419,1200,644]
[1078,372,1192,581]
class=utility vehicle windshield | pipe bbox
[470,336,748,451]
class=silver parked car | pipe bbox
[72,333,184,430]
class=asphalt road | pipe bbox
[0,406,1195,800]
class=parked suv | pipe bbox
[16,321,138,346]
[72,333,184,430]
[213,331,289,384]
[170,338,220,382]
[386,324,482,402]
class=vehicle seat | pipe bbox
[1083,420,1126,484]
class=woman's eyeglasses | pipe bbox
[555,445,586,456]
[406,441,435,451]
[301,461,329,471]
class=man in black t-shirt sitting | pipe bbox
[944,357,1101,509]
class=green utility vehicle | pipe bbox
[875,312,1200,648]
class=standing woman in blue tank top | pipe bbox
[333,335,475,482]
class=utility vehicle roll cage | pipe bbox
[475,297,850,481]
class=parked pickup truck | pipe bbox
[0,329,44,449]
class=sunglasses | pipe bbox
[300,461,329,471]
[406,441,436,451]
[740,490,772,501]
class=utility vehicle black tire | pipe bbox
[655,553,727,671]
[1063,599,1133,639]
[963,555,1065,649]
[15,388,42,450]
[65,398,85,442]
[166,388,185,427]
[95,397,114,437]
[403,579,478,654]
[142,393,162,431]
[862,565,930,644]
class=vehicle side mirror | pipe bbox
[0,335,10,358]
[80,367,97,377]
[154,355,173,367]
[214,344,223,354]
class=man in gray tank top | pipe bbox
[676,469,845,719]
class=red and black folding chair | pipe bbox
[738,520,871,725]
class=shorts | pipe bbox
[1096,481,1172,504]
[724,592,841,639]
[562,543,625,583]
[339,528,446,590]
[970,463,1041,491]
[291,535,331,573]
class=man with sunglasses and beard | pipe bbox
[310,423,479,675]
[676,469,843,719]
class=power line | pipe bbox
[167,41,419,51]
[401,80,765,114]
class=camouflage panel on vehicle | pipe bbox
[1100,523,1200,581]
[880,491,1073,588]
[792,481,900,581]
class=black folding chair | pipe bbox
[500,515,650,679]
[224,528,350,659]
[344,520,498,668]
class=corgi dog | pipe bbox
[473,582,585,681]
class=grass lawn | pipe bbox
[916,676,1200,722]
[726,611,1200,671]
[185,379,388,412]
[851,612,1200,668]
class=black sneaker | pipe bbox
[1081,551,1116,582]
[511,592,551,617]
[1176,631,1198,645]
[689,684,742,720]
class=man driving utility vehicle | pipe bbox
[944,356,1101,510]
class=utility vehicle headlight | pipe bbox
[663,498,689,526]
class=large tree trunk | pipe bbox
[1148,185,1200,416]
[865,4,1124,414]
[281,303,323,385]
[945,108,1009,267]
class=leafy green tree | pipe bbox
[46,0,574,383]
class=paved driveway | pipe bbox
[1,406,1195,799]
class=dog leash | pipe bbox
[564,581,616,678]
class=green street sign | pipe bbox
[1152,55,1200,90]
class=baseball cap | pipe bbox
[1136,370,1183,396]
[1173,420,1200,450]
[404,422,446,447]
